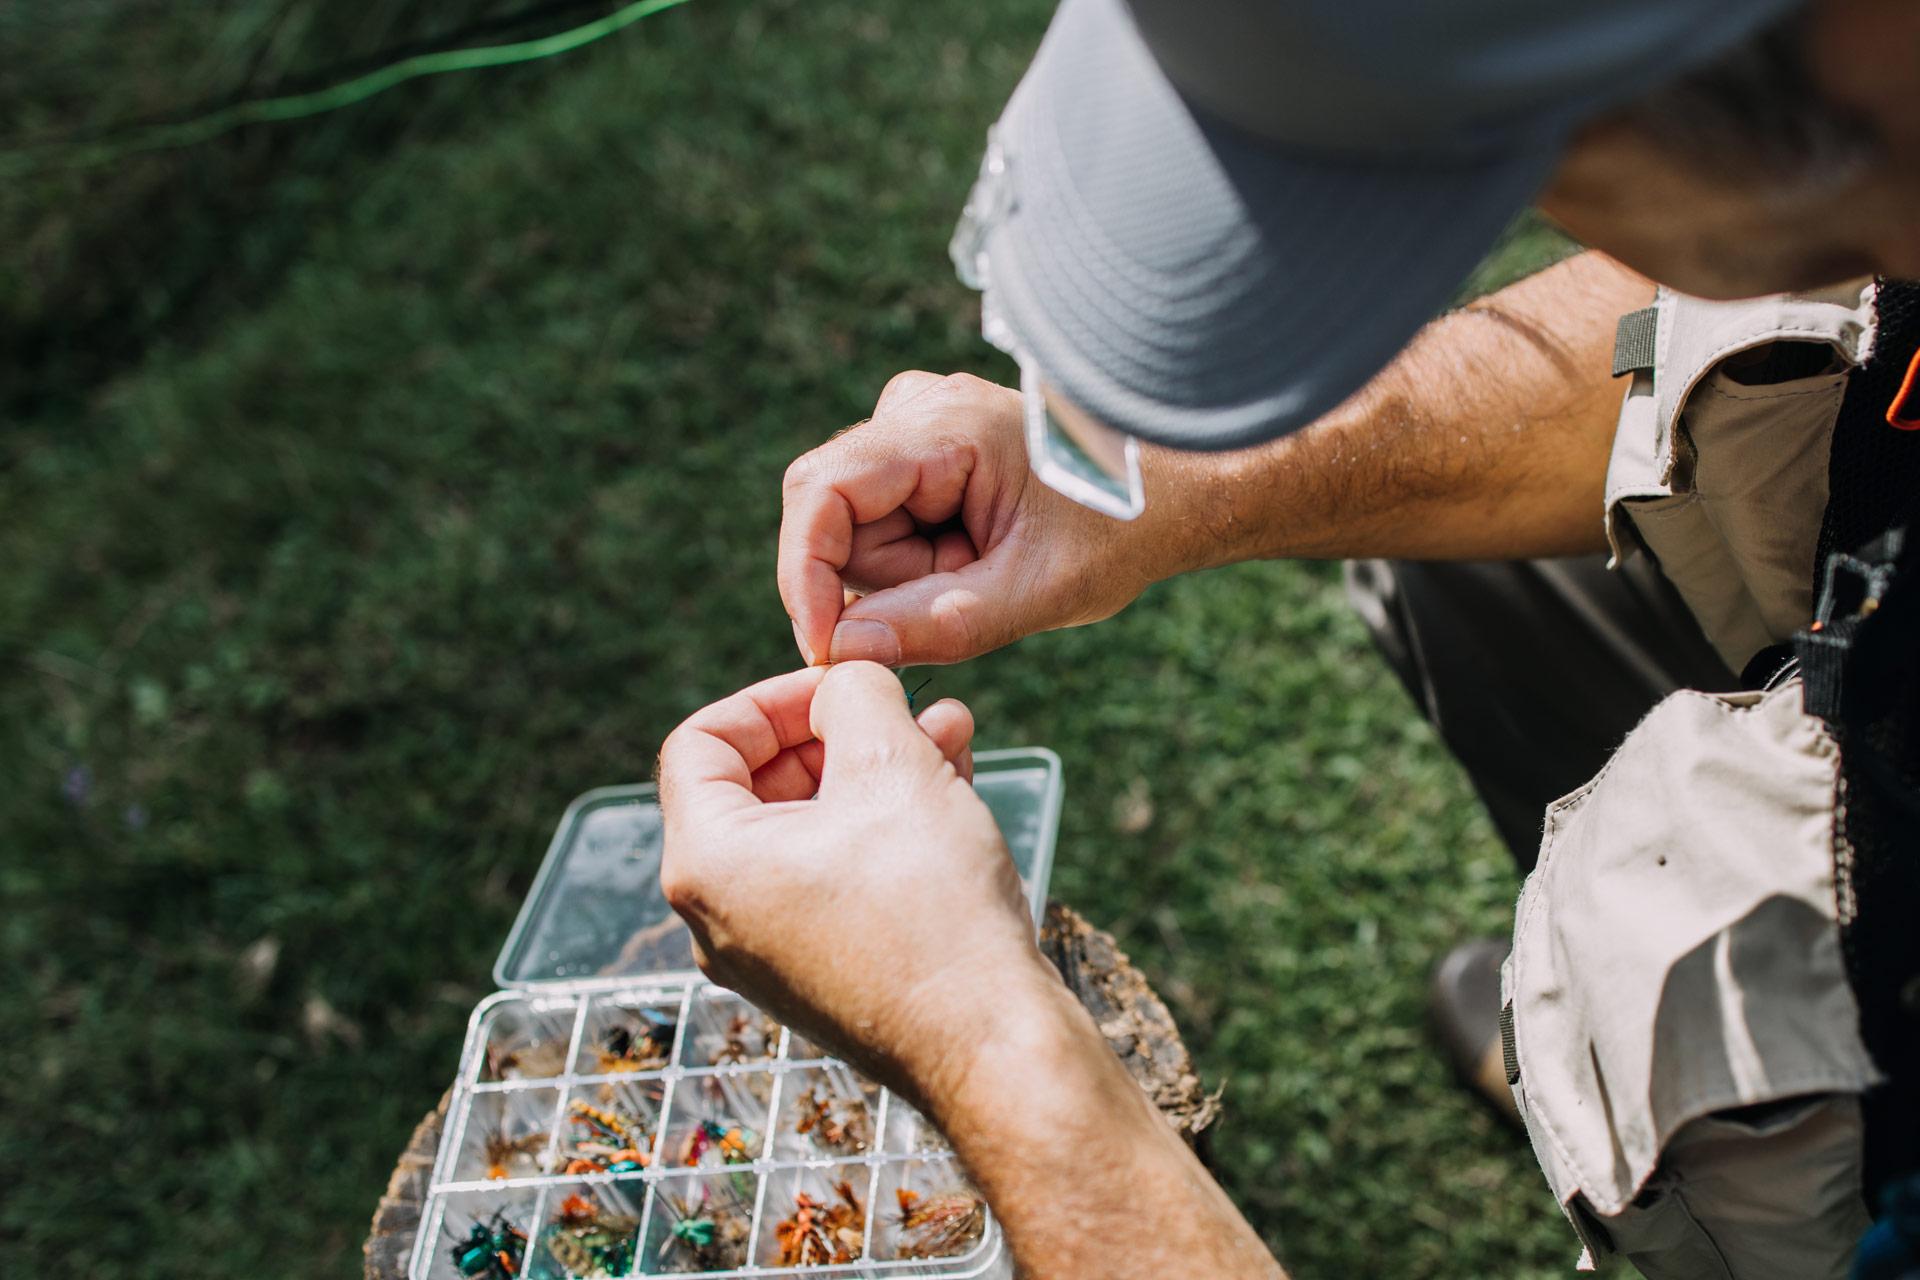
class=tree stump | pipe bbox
[363,900,1217,1279]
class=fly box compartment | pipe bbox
[411,749,1063,1280]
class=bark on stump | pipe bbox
[364,900,1216,1279]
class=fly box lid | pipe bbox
[491,748,1065,989]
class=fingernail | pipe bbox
[828,619,900,665]
[791,619,818,667]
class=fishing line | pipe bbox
[0,0,693,178]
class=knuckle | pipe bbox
[921,375,1021,445]
[842,735,918,779]
[784,429,892,500]
[928,371,987,404]
[782,450,823,494]
[940,371,988,393]
[880,368,941,404]
[656,724,697,774]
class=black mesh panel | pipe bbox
[1816,279,1920,1203]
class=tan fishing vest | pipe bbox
[1503,282,1888,1279]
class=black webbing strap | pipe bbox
[1814,280,1920,570]
[1792,278,1920,1204]
[1796,528,1908,722]
[1499,1002,1519,1087]
[1612,306,1659,378]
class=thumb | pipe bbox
[827,558,1021,667]
[808,661,948,792]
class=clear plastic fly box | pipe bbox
[411,748,1064,1280]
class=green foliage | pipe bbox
[1,0,634,414]
[2,1,1574,1274]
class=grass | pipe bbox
[2,1,1575,1274]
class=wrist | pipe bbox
[886,947,1060,1104]
[1133,439,1291,578]
[906,953,1148,1151]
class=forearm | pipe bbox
[913,972,1287,1280]
[1132,250,1651,577]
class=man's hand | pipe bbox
[780,254,1650,676]
[659,663,1288,1279]
[778,372,1171,668]
[656,661,1060,1098]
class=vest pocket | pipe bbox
[1503,682,1880,1276]
[1602,283,1870,673]
[1615,1094,1872,1280]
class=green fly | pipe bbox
[447,1209,526,1278]
[906,674,933,710]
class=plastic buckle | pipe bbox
[1812,528,1906,632]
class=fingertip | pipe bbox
[775,482,854,671]
[827,618,902,666]
[791,619,820,667]
[930,527,977,575]
[915,695,975,747]
[810,660,909,739]
[818,659,905,699]
[794,586,843,669]
[795,738,826,781]
[915,697,976,777]
[918,694,972,722]
[750,748,822,803]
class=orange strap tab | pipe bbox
[1889,344,1920,430]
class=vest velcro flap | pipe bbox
[1505,682,1881,1221]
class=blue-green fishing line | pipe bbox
[906,675,934,711]
[0,0,692,177]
